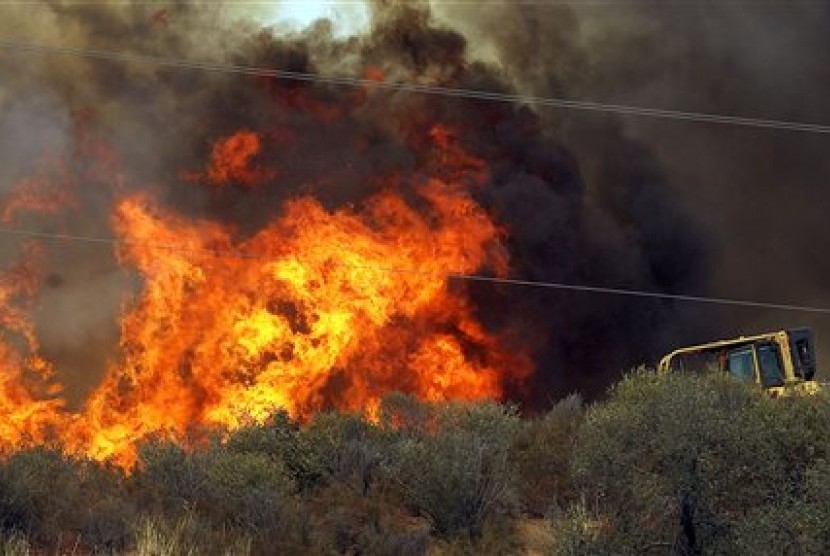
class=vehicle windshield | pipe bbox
[793,336,815,380]
[728,347,755,382]
[756,343,785,387]
[671,350,722,374]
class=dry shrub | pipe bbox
[382,399,522,539]
[306,482,428,556]
[131,514,252,556]
[566,370,830,554]
[133,440,306,553]
[0,447,133,552]
[513,394,583,516]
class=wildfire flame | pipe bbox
[0,112,531,467]
[186,130,274,187]
[0,244,66,448]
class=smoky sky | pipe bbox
[0,1,828,407]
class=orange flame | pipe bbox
[0,123,531,468]
[363,66,386,83]
[2,155,77,224]
[0,244,67,450]
[190,130,274,187]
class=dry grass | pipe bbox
[2,533,31,556]
[132,517,196,556]
[516,519,556,555]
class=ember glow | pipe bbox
[0,0,707,470]
[187,130,274,187]
[0,115,531,467]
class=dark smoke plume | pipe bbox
[436,1,830,395]
[4,0,822,408]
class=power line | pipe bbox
[1,38,828,313]
[1,39,829,135]
[2,225,829,315]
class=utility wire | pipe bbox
[1,39,830,135]
[1,39,828,313]
[2,225,829,315]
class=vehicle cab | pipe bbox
[658,328,818,394]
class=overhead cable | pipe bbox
[1,39,829,135]
[2,225,829,314]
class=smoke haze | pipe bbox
[0,1,828,411]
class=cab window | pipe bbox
[794,338,815,379]
[796,339,813,367]
[756,343,785,387]
[672,351,720,374]
[727,347,755,382]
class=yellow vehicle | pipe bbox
[658,328,819,394]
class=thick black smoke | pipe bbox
[442,2,830,394]
[2,1,824,407]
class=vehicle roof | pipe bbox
[660,328,807,363]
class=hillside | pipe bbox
[0,370,828,554]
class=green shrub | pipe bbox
[0,448,83,544]
[301,411,388,495]
[379,392,434,437]
[728,456,830,554]
[383,400,522,539]
[0,447,132,552]
[513,394,583,516]
[198,450,296,534]
[566,369,830,554]
[305,482,428,556]
[133,440,305,552]
[549,500,617,556]
[225,410,321,492]
[75,464,135,552]
[132,440,203,514]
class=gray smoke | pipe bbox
[1,1,825,407]
[435,2,830,397]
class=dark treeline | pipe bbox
[2,372,830,555]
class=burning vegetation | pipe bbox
[0,2,706,467]
[0,114,532,466]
